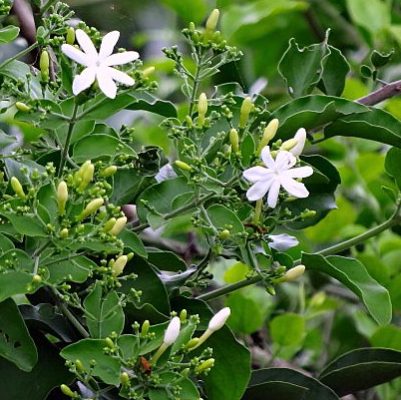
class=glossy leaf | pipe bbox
[302,253,392,325]
[385,147,401,189]
[0,26,20,44]
[1,213,47,237]
[0,271,35,302]
[119,229,147,259]
[243,381,308,400]
[207,204,244,233]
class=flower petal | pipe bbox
[96,68,117,99]
[107,67,135,86]
[290,128,307,157]
[267,179,281,208]
[61,44,90,66]
[285,166,313,179]
[99,31,120,60]
[280,175,309,198]
[243,166,271,183]
[246,180,271,202]
[275,150,296,171]
[261,146,275,169]
[72,67,96,95]
[269,234,299,251]
[104,51,140,66]
[76,29,98,60]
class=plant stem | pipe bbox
[188,50,203,116]
[58,101,79,177]
[0,42,39,69]
[197,209,401,301]
[357,79,401,106]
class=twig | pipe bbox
[356,80,401,106]
[12,0,36,46]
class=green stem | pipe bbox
[58,102,79,177]
[188,50,203,116]
[41,0,58,14]
[197,210,401,301]
[0,42,39,70]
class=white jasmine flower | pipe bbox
[269,233,299,251]
[208,307,231,332]
[61,29,139,99]
[155,164,177,183]
[163,316,181,346]
[243,146,313,208]
[289,128,307,157]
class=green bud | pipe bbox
[142,66,155,77]
[11,177,26,199]
[186,337,200,349]
[301,209,316,219]
[239,97,253,129]
[57,181,68,215]
[105,337,114,348]
[120,371,130,385]
[219,229,230,240]
[229,128,239,153]
[141,320,150,337]
[280,138,298,152]
[104,217,117,232]
[174,160,192,171]
[127,252,134,261]
[195,358,215,374]
[112,255,128,276]
[197,92,208,126]
[179,309,187,322]
[60,228,69,239]
[100,165,117,177]
[109,216,127,236]
[81,198,104,219]
[32,274,42,284]
[80,162,94,191]
[257,119,279,154]
[60,384,77,398]
[66,27,75,45]
[206,9,220,31]
[15,102,31,112]
[75,359,84,373]
[40,50,50,82]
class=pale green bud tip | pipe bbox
[57,181,68,214]
[15,102,31,112]
[196,358,215,373]
[100,165,117,177]
[219,229,230,240]
[186,337,200,349]
[206,9,220,31]
[141,320,150,336]
[281,138,298,152]
[239,97,253,128]
[198,93,208,116]
[163,316,181,346]
[32,274,42,284]
[112,255,128,276]
[284,265,306,282]
[82,198,104,218]
[229,129,239,152]
[260,119,279,148]
[143,66,155,77]
[11,177,25,199]
[208,307,231,332]
[109,216,127,236]
[75,359,84,373]
[103,217,116,232]
[60,384,76,398]
[174,160,192,171]
[60,228,69,238]
[40,50,50,80]
[66,27,75,45]
[120,371,130,385]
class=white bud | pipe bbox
[283,265,306,282]
[290,128,307,157]
[163,316,181,346]
[208,307,231,332]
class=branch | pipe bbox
[356,80,401,106]
[12,0,36,46]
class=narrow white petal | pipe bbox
[290,128,307,157]
[269,234,299,251]
[280,175,309,198]
[99,31,120,60]
[243,166,271,183]
[76,29,98,59]
[275,150,296,171]
[267,179,281,208]
[61,44,90,66]
[104,51,139,66]
[96,69,117,99]
[261,146,275,169]
[72,67,96,95]
[285,166,313,179]
[246,180,271,202]
[107,67,135,86]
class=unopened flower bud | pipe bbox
[11,177,25,199]
[103,218,116,232]
[208,307,231,332]
[127,252,134,261]
[163,316,181,346]
[174,160,192,172]
[60,228,69,239]
[57,181,68,215]
[206,9,220,31]
[141,320,150,337]
[75,359,84,373]
[112,255,128,276]
[229,128,239,152]
[100,165,117,177]
[81,198,104,219]
[66,27,75,45]
[109,216,127,236]
[80,162,94,190]
[257,119,279,154]
[219,229,230,240]
[143,66,155,77]
[40,50,50,82]
[120,371,130,386]
[186,337,200,349]
[301,209,316,219]
[32,274,42,284]
[105,337,114,348]
[15,102,31,112]
[195,358,215,374]
[60,384,77,398]
[179,309,187,322]
[239,97,253,129]
[281,138,298,152]
[283,265,306,282]
[197,93,208,126]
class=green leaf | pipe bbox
[61,339,120,385]
[243,381,308,400]
[119,229,147,259]
[0,271,35,302]
[0,299,37,371]
[207,204,244,234]
[319,348,401,396]
[302,254,392,325]
[0,333,71,400]
[1,213,47,237]
[160,0,207,23]
[278,38,328,98]
[73,134,135,163]
[371,49,394,69]
[346,0,390,35]
[84,283,125,338]
[0,26,20,43]
[385,147,401,189]
[147,249,187,272]
[270,313,306,347]
[245,368,339,400]
[371,325,401,351]
[45,255,95,284]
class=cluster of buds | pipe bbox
[74,160,95,191]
